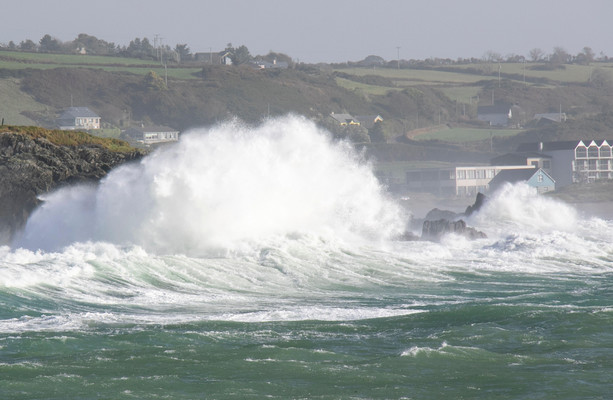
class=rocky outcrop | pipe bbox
[398,193,488,242]
[464,192,487,216]
[421,219,487,241]
[0,131,142,244]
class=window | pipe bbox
[467,170,475,179]
[601,146,612,158]
[476,169,485,179]
[531,161,539,167]
[576,146,587,158]
[576,160,587,171]
[537,173,543,182]
[588,146,599,158]
[543,160,551,169]
[599,160,610,170]
[589,160,597,170]
[457,170,466,179]
[486,169,495,179]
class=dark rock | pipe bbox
[0,132,142,244]
[464,192,487,216]
[395,231,422,241]
[421,219,487,241]
[424,207,461,221]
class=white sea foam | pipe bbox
[3,118,613,334]
[15,116,404,255]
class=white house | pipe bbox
[56,107,101,130]
[122,125,179,145]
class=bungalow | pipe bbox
[489,168,555,194]
[330,112,360,126]
[477,103,523,127]
[122,125,179,145]
[249,59,289,69]
[194,50,232,65]
[353,115,383,129]
[534,112,567,123]
[56,107,101,130]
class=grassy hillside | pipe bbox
[2,125,138,153]
[2,50,613,161]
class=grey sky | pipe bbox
[4,0,612,63]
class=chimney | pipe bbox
[538,142,543,152]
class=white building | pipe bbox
[405,165,536,197]
[122,125,179,145]
[56,107,101,130]
[518,140,613,187]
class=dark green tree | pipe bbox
[39,34,62,53]
[369,121,386,143]
[174,44,191,63]
[19,39,37,51]
[225,43,252,65]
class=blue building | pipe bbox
[488,168,555,194]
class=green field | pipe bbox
[0,78,47,125]
[414,127,524,142]
[0,50,202,80]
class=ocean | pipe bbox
[1,116,612,399]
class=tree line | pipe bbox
[0,33,190,62]
[0,34,298,68]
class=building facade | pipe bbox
[405,165,536,197]
[518,140,613,187]
[56,107,101,130]
[123,126,179,145]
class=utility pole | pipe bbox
[498,62,501,87]
[396,46,400,69]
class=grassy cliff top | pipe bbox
[2,125,138,153]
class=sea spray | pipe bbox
[469,182,579,233]
[15,116,405,254]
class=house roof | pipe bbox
[59,107,99,119]
[330,113,357,124]
[354,115,382,129]
[517,140,613,152]
[125,125,178,134]
[489,168,553,189]
[477,103,512,115]
[490,152,551,166]
[534,113,566,122]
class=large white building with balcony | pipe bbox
[518,140,613,187]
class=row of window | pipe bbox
[574,159,613,171]
[575,146,612,159]
[406,168,498,182]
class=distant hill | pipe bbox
[2,50,613,158]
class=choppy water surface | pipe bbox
[2,117,612,399]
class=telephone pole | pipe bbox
[396,46,400,69]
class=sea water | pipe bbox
[1,116,612,399]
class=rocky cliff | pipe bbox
[0,129,142,244]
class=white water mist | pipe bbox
[16,116,405,254]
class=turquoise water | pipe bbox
[2,230,612,399]
[2,117,612,399]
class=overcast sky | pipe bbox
[3,0,612,63]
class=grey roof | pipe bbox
[477,103,512,115]
[330,113,357,124]
[125,125,178,134]
[534,113,566,122]
[517,140,613,152]
[491,168,538,184]
[59,107,99,119]
[490,168,555,190]
[490,152,551,166]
